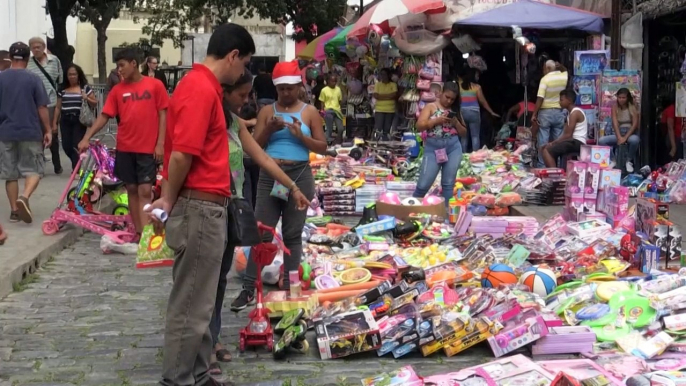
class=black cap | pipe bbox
[9,42,30,60]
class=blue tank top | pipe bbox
[266,103,312,161]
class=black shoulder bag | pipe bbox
[227,173,261,247]
[32,57,57,93]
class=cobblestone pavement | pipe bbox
[0,235,494,386]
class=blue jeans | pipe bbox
[413,136,462,205]
[598,131,640,163]
[460,108,481,152]
[536,108,566,167]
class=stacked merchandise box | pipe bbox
[573,50,608,143]
[469,217,539,239]
[320,186,356,216]
[523,168,565,206]
[384,181,417,199]
[355,185,385,213]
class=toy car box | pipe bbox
[487,309,549,357]
[315,310,381,359]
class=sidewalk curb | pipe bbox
[0,227,83,299]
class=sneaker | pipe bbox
[230,289,255,311]
[54,167,63,175]
[9,212,19,223]
[16,196,32,224]
[626,161,634,173]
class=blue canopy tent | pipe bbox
[454,0,605,33]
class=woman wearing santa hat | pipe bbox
[231,60,327,311]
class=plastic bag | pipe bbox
[495,192,523,207]
[100,235,137,255]
[260,220,284,285]
[136,224,174,268]
[471,194,496,208]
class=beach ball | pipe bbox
[379,192,402,205]
[481,264,518,288]
[402,197,421,206]
[519,266,557,297]
[422,195,444,206]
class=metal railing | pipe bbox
[90,84,118,148]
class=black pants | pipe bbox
[243,163,315,291]
[242,157,259,209]
[48,107,61,171]
[60,113,86,170]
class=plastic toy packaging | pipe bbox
[495,192,523,208]
[469,149,489,163]
[135,224,174,268]
[471,194,497,208]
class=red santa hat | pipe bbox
[272,60,302,85]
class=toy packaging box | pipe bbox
[264,290,319,318]
[474,354,555,385]
[443,317,502,357]
[636,198,670,238]
[532,326,596,355]
[566,161,587,196]
[599,169,622,189]
[360,365,423,386]
[315,310,382,359]
[537,359,624,385]
[580,145,611,168]
[487,309,549,357]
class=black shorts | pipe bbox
[547,139,583,159]
[114,151,156,185]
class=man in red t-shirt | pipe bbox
[662,103,685,160]
[79,48,168,238]
[147,24,255,386]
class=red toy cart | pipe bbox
[239,222,290,353]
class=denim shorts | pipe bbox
[0,141,45,180]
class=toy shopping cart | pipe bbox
[239,222,290,353]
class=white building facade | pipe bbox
[0,0,77,51]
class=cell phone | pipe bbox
[447,111,458,119]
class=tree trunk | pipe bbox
[96,26,108,84]
[50,15,72,70]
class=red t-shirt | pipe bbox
[163,64,230,197]
[661,104,684,140]
[102,76,169,153]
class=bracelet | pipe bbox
[289,181,298,191]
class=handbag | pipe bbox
[79,91,95,126]
[227,173,261,246]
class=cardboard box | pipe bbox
[376,201,447,221]
[315,310,381,359]
[355,217,396,237]
[599,169,621,189]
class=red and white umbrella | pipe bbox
[348,0,446,39]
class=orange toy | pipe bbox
[234,248,247,273]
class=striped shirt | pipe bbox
[27,54,63,107]
[461,86,480,111]
[58,85,93,114]
[537,71,568,109]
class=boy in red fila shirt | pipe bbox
[78,48,169,240]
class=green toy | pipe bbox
[273,308,309,359]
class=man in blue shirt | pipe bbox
[0,42,52,224]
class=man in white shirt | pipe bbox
[27,37,63,175]
[541,89,587,168]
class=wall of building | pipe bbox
[73,15,181,83]
[0,0,52,48]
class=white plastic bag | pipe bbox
[100,235,137,255]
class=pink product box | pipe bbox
[566,160,587,189]
[470,220,510,228]
[585,163,600,195]
[531,326,596,355]
[480,299,521,324]
[470,227,507,234]
[487,309,549,358]
[580,212,606,222]
[584,198,596,213]
[539,311,564,328]
[599,168,622,189]
[580,145,611,167]
[476,233,504,239]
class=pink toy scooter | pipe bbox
[42,145,136,244]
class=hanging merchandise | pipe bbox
[467,55,487,72]
[676,81,686,118]
[393,26,450,57]
[451,34,481,54]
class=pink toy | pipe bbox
[42,146,136,243]
[580,145,612,168]
[379,191,402,205]
[422,195,444,206]
[488,309,549,357]
[566,161,587,196]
